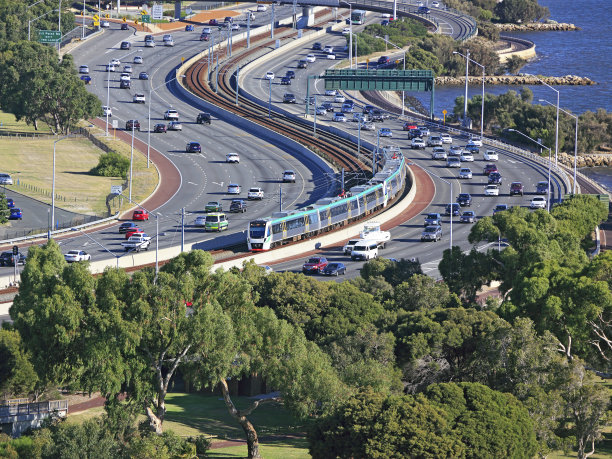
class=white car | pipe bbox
[79,65,89,74]
[101,20,110,28]
[447,157,461,168]
[484,184,499,196]
[194,216,207,227]
[483,150,499,161]
[164,39,175,47]
[264,71,275,80]
[133,93,146,104]
[342,27,351,35]
[248,187,264,200]
[460,152,474,162]
[419,126,430,137]
[123,65,133,74]
[449,145,463,156]
[432,1,440,7]
[459,167,473,179]
[257,4,267,11]
[164,109,179,120]
[381,12,391,18]
[283,170,296,183]
[305,54,316,63]
[227,183,241,194]
[361,122,376,131]
[326,53,336,60]
[168,121,182,131]
[334,94,346,103]
[530,196,547,209]
[411,138,426,149]
[110,58,120,66]
[120,73,131,82]
[133,56,143,64]
[145,40,156,47]
[325,89,337,96]
[431,147,447,160]
[333,113,347,122]
[106,64,116,72]
[316,106,327,115]
[324,45,334,54]
[468,137,483,147]
[441,133,453,144]
[427,136,443,147]
[102,106,112,116]
[64,250,91,262]
[226,153,240,163]
[379,128,393,137]
[231,23,240,31]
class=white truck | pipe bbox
[121,233,152,252]
[343,223,390,255]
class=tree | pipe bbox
[506,55,527,74]
[439,246,496,303]
[495,0,549,23]
[392,274,455,312]
[0,193,8,224]
[0,328,38,399]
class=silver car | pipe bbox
[459,167,473,179]
[421,225,442,242]
[168,121,182,131]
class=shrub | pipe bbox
[90,152,130,179]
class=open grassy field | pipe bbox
[0,111,51,134]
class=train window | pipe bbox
[330,203,347,217]
[249,221,267,239]
[358,195,366,209]
[366,190,378,203]
[307,212,318,225]
[286,217,305,231]
[272,223,284,234]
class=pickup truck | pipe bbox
[121,233,151,252]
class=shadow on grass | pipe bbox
[206,438,310,459]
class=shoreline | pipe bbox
[494,22,580,32]
[435,74,596,86]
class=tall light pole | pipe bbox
[454,50,485,140]
[458,49,469,125]
[105,61,111,136]
[540,98,578,194]
[535,76,560,166]
[129,123,134,203]
[377,36,407,117]
[508,128,552,212]
[71,227,121,269]
[51,134,71,239]
[340,1,353,69]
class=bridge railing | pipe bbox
[0,400,68,419]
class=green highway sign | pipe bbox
[38,30,61,43]
[141,14,151,23]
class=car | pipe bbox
[460,152,474,162]
[256,4,267,11]
[204,212,229,232]
[326,53,336,60]
[424,212,442,226]
[280,77,290,87]
[468,136,483,147]
[333,113,347,122]
[168,121,182,131]
[120,80,131,89]
[432,1,440,7]
[101,20,110,28]
[313,42,322,50]
[530,196,547,209]
[510,182,524,196]
[64,250,91,263]
[6,198,14,208]
[427,136,443,147]
[120,73,131,82]
[110,58,121,66]
[410,137,425,150]
[297,59,308,69]
[164,38,175,46]
[125,119,140,131]
[315,106,328,115]
[0,252,26,266]
[132,209,149,221]
[105,64,116,72]
[353,113,367,123]
[205,201,223,212]
[0,173,13,185]
[483,164,498,175]
[445,203,461,216]
[79,65,89,74]
[196,112,212,124]
[162,33,173,42]
[9,208,22,220]
[334,94,346,103]
[119,222,139,233]
[325,89,337,97]
[370,110,388,122]
[305,96,316,106]
[465,144,480,154]
[363,105,376,115]
[248,187,264,200]
[361,122,376,131]
[227,183,241,194]
[459,167,473,179]
[421,225,442,242]
[120,41,130,50]
[536,181,549,194]
[441,133,453,144]
[431,147,447,159]
[302,257,328,274]
[379,128,393,138]
[264,71,274,80]
[226,153,240,163]
[377,56,391,65]
[381,19,389,26]
[484,184,499,196]
[457,193,473,207]
[231,23,240,31]
[194,216,207,227]
[164,110,179,121]
[342,27,351,35]
[185,24,195,31]
[133,94,146,104]
[407,128,422,140]
[488,172,502,185]
[446,157,461,168]
[230,199,248,213]
[324,45,334,54]
[102,106,112,116]
[285,70,295,79]
[483,150,499,161]
[139,72,149,80]
[145,40,156,47]
[186,142,201,153]
[322,262,347,276]
[153,123,167,133]
[283,93,297,103]
[283,170,296,183]
[305,53,316,63]
[321,102,334,112]
[121,23,129,30]
[200,32,210,41]
[80,75,92,84]
[403,122,417,131]
[382,12,391,18]
[493,204,510,214]
[418,6,431,14]
[460,211,476,223]
[133,55,143,64]
[449,145,463,156]
[419,126,431,136]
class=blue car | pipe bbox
[9,208,22,220]
[7,198,14,208]
[321,262,347,276]
[139,72,149,80]
[80,75,92,84]
[185,24,195,31]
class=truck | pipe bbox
[121,233,151,252]
[359,222,390,248]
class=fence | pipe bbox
[0,400,68,420]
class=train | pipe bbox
[247,152,407,251]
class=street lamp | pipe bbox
[508,128,552,212]
[70,227,121,269]
[105,60,111,136]
[540,98,578,194]
[534,76,560,166]
[454,50,485,140]
[51,134,72,239]
[377,35,407,117]
[340,1,353,69]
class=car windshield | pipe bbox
[464,211,474,216]
[307,258,320,264]
[327,263,340,269]
[67,251,79,255]
[427,214,438,219]
[206,216,219,222]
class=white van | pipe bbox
[351,240,379,261]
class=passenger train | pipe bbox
[247,153,407,251]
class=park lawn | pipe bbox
[0,111,52,134]
[206,441,311,459]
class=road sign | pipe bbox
[134,18,139,25]
[442,109,447,114]
[111,185,123,195]
[152,4,163,20]
[141,15,151,23]
[105,13,109,18]
[112,120,118,129]
[122,17,127,23]
[93,14,99,21]
[94,20,100,27]
[38,30,61,43]
[141,10,148,15]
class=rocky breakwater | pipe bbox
[495,22,580,32]
[559,152,612,168]
[435,75,596,86]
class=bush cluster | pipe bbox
[90,151,130,179]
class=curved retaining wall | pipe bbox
[497,35,536,63]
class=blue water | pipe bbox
[409,0,612,117]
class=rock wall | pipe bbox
[559,152,612,168]
[435,75,596,86]
[495,22,580,31]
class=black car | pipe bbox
[120,41,130,50]
[312,42,322,50]
[120,80,131,89]
[321,262,347,276]
[186,142,202,153]
[457,193,472,207]
[321,102,334,112]
[281,76,291,85]
[200,33,210,41]
[283,93,297,103]
[488,172,503,185]
[418,6,431,14]
[370,110,388,121]
[196,112,211,124]
[153,123,167,133]
[377,55,391,65]
[285,70,295,79]
[230,199,247,213]
[121,23,129,30]
[536,181,549,194]
[445,203,462,216]
[460,211,476,223]
[408,129,422,139]
[297,59,308,69]
[362,105,375,114]
[0,252,26,266]
[119,222,139,233]
[125,120,140,131]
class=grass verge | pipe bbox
[0,112,51,134]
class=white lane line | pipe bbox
[187,181,198,186]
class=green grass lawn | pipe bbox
[0,111,51,134]
[206,441,310,459]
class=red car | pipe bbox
[133,209,149,221]
[302,257,328,274]
[483,164,498,176]
[403,123,417,131]
[125,228,145,239]
[209,18,218,26]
